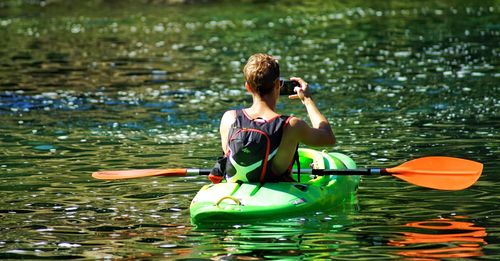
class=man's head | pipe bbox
[243,53,280,96]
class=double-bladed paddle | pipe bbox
[91,156,483,191]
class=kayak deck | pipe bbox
[190,148,360,225]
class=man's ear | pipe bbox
[245,82,252,93]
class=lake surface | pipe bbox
[0,0,498,259]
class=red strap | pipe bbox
[240,128,270,183]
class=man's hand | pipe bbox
[288,77,311,103]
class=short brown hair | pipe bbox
[243,53,280,96]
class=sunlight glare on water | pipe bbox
[0,0,498,259]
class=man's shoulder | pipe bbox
[283,116,308,137]
[285,116,305,127]
[222,109,236,116]
[221,110,237,126]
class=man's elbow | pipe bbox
[319,130,336,146]
[325,135,336,146]
[317,123,335,146]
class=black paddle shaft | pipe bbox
[311,168,390,176]
[196,168,390,176]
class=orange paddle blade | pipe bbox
[386,157,483,190]
[91,168,187,180]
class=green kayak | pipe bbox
[190,148,360,224]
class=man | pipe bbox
[212,53,335,183]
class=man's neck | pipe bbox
[246,94,278,118]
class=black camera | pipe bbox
[279,80,300,95]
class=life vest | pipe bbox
[211,109,297,183]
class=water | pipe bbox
[0,0,499,259]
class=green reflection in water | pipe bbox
[0,0,498,259]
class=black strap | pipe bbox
[294,145,300,183]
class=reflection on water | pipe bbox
[389,217,487,260]
[191,213,361,260]
[0,0,499,259]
